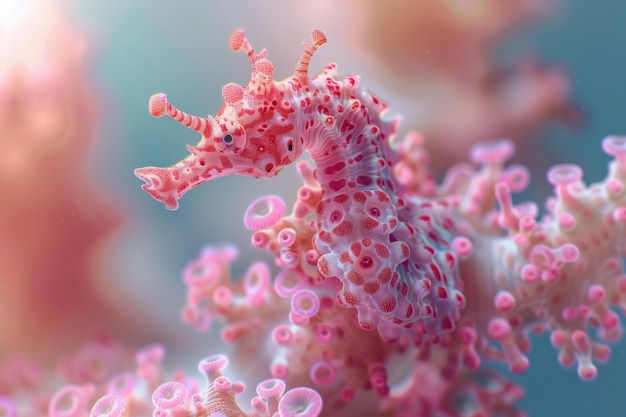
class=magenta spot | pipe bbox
[324,162,346,175]
[356,175,372,185]
[329,179,346,192]
[341,119,355,132]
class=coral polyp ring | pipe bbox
[244,195,287,230]
[89,394,126,417]
[547,164,583,186]
[151,382,187,410]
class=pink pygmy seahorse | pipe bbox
[135,30,466,344]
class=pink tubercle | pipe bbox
[107,373,136,396]
[274,270,305,298]
[368,363,388,388]
[183,259,220,289]
[152,381,187,410]
[244,262,271,303]
[587,285,605,303]
[278,387,323,417]
[214,376,233,392]
[310,361,337,387]
[211,286,233,311]
[251,231,270,248]
[546,164,583,186]
[557,212,576,230]
[570,331,597,380]
[494,291,516,312]
[181,306,212,332]
[90,394,126,417]
[273,325,294,346]
[469,139,514,165]
[244,195,287,230]
[291,289,320,318]
[271,363,289,379]
[256,379,286,399]
[520,264,539,282]
[314,324,334,343]
[49,385,91,417]
[501,164,530,192]
[602,135,626,165]
[198,354,229,377]
[487,318,529,374]
[614,206,626,223]
[451,236,472,259]
[278,228,297,247]
[305,250,319,266]
[339,388,354,403]
[136,344,165,380]
[280,250,300,268]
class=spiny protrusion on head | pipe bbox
[148,93,168,117]
[221,82,245,104]
[294,29,328,82]
[228,28,268,69]
[148,93,212,135]
[228,29,245,51]
[255,58,274,77]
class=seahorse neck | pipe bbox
[289,64,400,198]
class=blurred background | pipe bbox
[1,0,625,416]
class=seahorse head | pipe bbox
[135,29,326,210]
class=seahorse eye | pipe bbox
[223,134,234,145]
[287,140,293,152]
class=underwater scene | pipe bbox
[1,0,625,416]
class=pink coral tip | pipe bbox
[546,164,583,186]
[107,373,136,396]
[310,361,337,387]
[90,394,126,417]
[256,379,286,399]
[278,387,323,417]
[291,289,319,318]
[152,382,187,409]
[469,139,514,165]
[49,385,90,417]
[244,195,287,230]
[602,135,626,158]
[198,354,229,376]
[149,93,168,117]
[273,325,293,346]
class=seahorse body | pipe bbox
[136,29,465,343]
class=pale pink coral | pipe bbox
[1,339,319,417]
